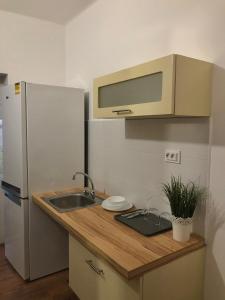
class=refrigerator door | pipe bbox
[26,83,84,192]
[4,192,29,280]
[2,82,28,198]
[26,83,84,280]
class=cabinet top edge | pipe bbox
[93,54,213,83]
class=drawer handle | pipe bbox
[112,109,133,115]
[85,260,104,276]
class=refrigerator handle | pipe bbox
[1,180,21,198]
[4,192,21,206]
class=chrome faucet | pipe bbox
[72,171,95,200]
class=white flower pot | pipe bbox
[171,216,193,242]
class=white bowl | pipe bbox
[101,199,133,212]
[105,196,126,206]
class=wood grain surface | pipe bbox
[33,188,205,279]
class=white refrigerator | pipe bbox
[1,82,84,280]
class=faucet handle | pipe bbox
[83,188,90,195]
[83,188,95,200]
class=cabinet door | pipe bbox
[69,235,140,300]
[142,248,205,300]
[94,55,175,118]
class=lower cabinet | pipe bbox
[69,235,140,300]
[69,235,205,300]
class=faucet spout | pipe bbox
[72,171,95,200]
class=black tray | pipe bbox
[115,210,172,236]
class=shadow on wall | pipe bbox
[125,117,209,144]
[210,66,225,146]
[0,122,3,244]
[84,92,89,184]
[204,65,225,300]
[205,201,225,299]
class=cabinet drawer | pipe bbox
[69,235,140,300]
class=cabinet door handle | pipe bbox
[85,260,104,276]
[112,109,133,115]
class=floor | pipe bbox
[0,245,79,300]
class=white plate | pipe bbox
[101,200,133,212]
[103,198,129,207]
[103,201,127,208]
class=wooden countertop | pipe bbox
[33,188,205,279]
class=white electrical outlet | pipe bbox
[165,149,181,164]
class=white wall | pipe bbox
[0,10,65,84]
[0,10,66,243]
[65,0,225,299]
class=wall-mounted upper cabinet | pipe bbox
[93,54,212,119]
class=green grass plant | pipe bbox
[162,176,203,219]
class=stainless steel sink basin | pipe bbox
[43,193,103,212]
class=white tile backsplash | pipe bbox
[89,118,210,235]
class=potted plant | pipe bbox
[162,176,203,242]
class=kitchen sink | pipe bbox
[43,193,103,212]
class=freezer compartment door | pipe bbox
[29,199,68,280]
[4,192,29,280]
[2,82,28,198]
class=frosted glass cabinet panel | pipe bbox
[99,72,162,108]
[93,54,212,118]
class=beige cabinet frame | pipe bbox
[93,54,212,119]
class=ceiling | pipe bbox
[0,0,96,24]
